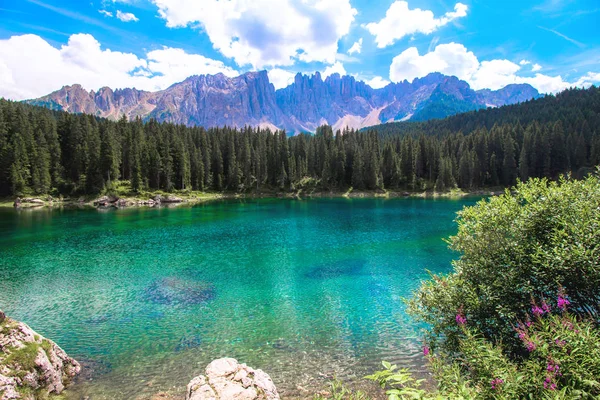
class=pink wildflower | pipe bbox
[541,300,551,314]
[557,295,570,311]
[491,378,504,390]
[525,341,536,352]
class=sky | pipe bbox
[0,0,599,100]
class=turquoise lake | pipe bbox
[0,197,481,399]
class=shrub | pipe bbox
[407,173,600,353]
[369,297,600,399]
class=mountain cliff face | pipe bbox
[27,71,539,132]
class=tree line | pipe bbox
[0,86,599,197]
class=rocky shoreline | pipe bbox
[6,189,499,210]
[1,311,280,400]
[0,311,80,400]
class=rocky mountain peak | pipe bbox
[27,71,540,132]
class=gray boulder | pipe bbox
[186,358,279,400]
[163,195,184,203]
[0,312,80,400]
[93,195,119,206]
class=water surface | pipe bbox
[0,197,479,399]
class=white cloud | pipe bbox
[520,60,543,72]
[521,73,570,93]
[348,38,362,55]
[145,47,239,85]
[364,76,390,89]
[388,41,600,93]
[335,53,359,63]
[99,10,113,17]
[116,10,139,22]
[574,72,600,87]
[390,43,479,83]
[364,2,467,48]
[0,33,239,100]
[151,0,357,68]
[469,59,521,90]
[268,68,296,89]
[322,61,346,79]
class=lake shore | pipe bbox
[1,187,501,209]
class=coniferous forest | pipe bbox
[0,86,599,197]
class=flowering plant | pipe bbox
[369,292,600,399]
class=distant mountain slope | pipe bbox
[26,71,539,132]
[364,85,600,138]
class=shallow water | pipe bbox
[0,197,480,399]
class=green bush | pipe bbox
[313,379,371,400]
[369,301,600,399]
[407,173,600,353]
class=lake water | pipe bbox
[0,197,480,399]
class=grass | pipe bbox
[0,319,19,335]
[41,339,53,357]
[14,386,66,400]
[4,342,40,371]
[0,318,72,398]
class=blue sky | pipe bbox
[0,0,599,100]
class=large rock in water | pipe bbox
[186,358,279,400]
[0,312,80,399]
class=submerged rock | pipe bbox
[304,259,365,279]
[145,277,216,305]
[186,358,279,400]
[175,335,203,352]
[0,312,80,399]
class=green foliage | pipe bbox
[4,342,40,371]
[366,361,431,399]
[313,379,372,400]
[40,339,52,356]
[369,309,600,399]
[353,172,600,400]
[408,172,600,353]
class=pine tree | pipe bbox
[352,148,364,190]
[100,123,119,186]
[457,151,473,189]
[502,133,517,186]
[550,121,569,178]
[519,144,529,181]
[435,156,456,192]
[131,142,143,193]
[212,139,224,191]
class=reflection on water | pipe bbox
[0,197,480,399]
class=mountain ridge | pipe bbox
[26,71,539,132]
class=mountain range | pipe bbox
[27,71,539,133]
